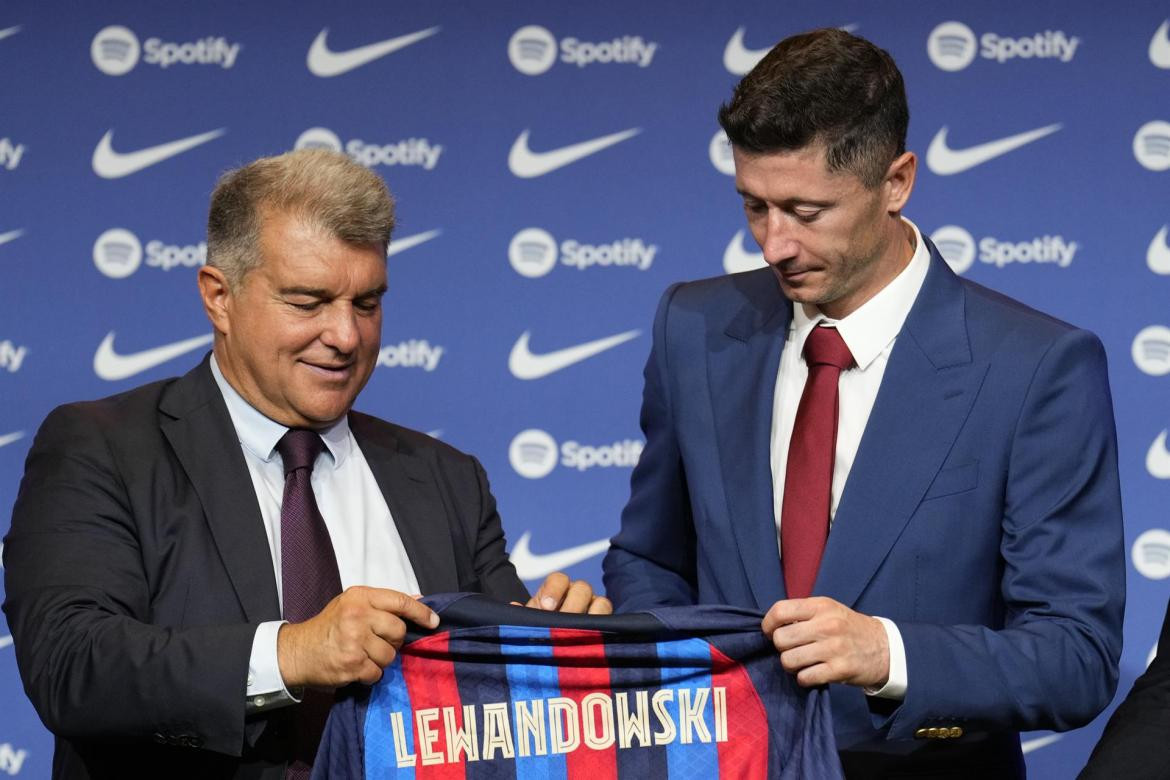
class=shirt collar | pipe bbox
[790,217,930,370]
[209,353,350,469]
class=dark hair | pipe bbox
[718,28,908,188]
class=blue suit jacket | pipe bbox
[603,244,1125,775]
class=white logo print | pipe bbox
[508,25,558,75]
[509,330,640,380]
[0,26,21,42]
[94,332,213,381]
[723,230,766,274]
[723,27,771,75]
[1134,121,1170,171]
[509,228,558,277]
[930,225,977,274]
[1149,431,1170,479]
[386,229,441,258]
[377,340,443,371]
[306,26,439,77]
[91,25,140,75]
[1150,641,1160,670]
[295,127,442,170]
[294,127,343,152]
[509,531,610,581]
[93,228,142,278]
[0,742,27,774]
[1133,325,1170,376]
[1150,20,1170,68]
[1133,527,1170,578]
[927,21,977,71]
[1021,734,1063,754]
[0,137,25,171]
[509,128,641,178]
[92,128,225,178]
[0,340,26,373]
[1149,226,1170,274]
[709,129,735,176]
[509,429,559,479]
[0,229,23,248]
[0,431,23,448]
[926,124,1062,175]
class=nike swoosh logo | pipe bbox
[0,228,24,247]
[0,431,25,448]
[509,330,640,380]
[508,128,641,178]
[0,26,20,42]
[92,128,226,179]
[926,124,1062,175]
[1151,20,1170,69]
[509,531,610,581]
[1149,225,1170,274]
[723,27,770,75]
[94,331,214,381]
[1021,734,1062,754]
[307,27,440,77]
[1149,430,1170,479]
[386,229,441,257]
[0,635,12,649]
[723,229,767,274]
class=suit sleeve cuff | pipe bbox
[864,616,907,700]
[246,621,301,713]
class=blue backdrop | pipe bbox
[1,1,1168,776]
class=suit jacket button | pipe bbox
[927,727,940,738]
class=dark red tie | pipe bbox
[276,429,341,779]
[781,325,855,599]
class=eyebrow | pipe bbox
[279,284,388,298]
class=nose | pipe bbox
[320,303,360,354]
[760,210,800,266]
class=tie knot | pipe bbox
[276,429,325,475]
[803,325,854,370]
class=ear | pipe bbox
[197,266,233,335]
[883,151,917,214]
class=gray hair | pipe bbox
[207,148,395,289]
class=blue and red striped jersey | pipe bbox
[313,594,841,779]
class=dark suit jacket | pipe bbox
[1080,597,1170,779]
[603,245,1126,777]
[2,356,528,779]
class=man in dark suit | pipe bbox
[602,29,1125,777]
[3,148,609,779]
[1080,597,1170,778]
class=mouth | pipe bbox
[300,360,355,381]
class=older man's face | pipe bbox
[216,210,386,428]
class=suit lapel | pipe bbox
[816,249,988,607]
[350,415,461,595]
[708,270,792,610]
[159,356,281,623]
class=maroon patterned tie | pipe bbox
[780,326,855,599]
[276,429,341,778]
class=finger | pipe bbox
[588,596,614,615]
[362,631,398,670]
[531,572,570,610]
[770,622,818,653]
[368,610,409,649]
[366,588,439,628]
[762,597,824,634]
[558,581,595,614]
[356,658,386,686]
[778,640,828,674]
[794,662,836,688]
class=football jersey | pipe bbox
[313,594,841,779]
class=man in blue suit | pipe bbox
[602,28,1125,777]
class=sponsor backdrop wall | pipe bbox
[1,1,1167,775]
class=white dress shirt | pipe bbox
[209,356,420,711]
[770,218,930,700]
